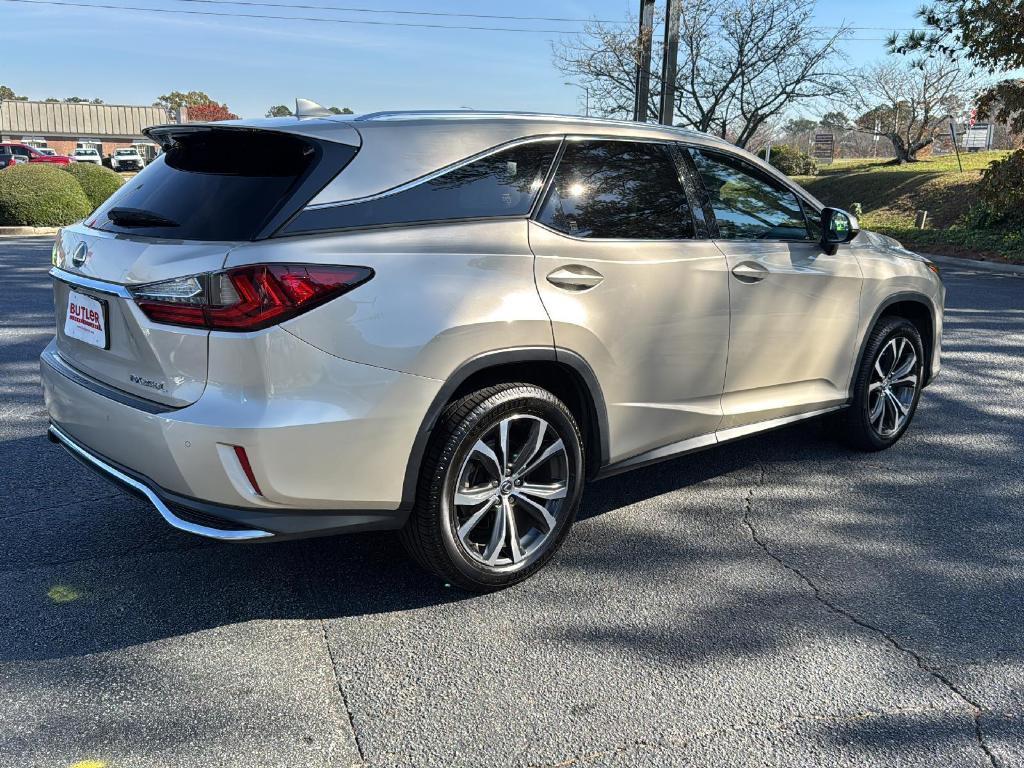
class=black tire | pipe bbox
[839,316,925,451]
[400,383,585,592]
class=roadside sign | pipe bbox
[812,133,835,164]
[963,123,992,151]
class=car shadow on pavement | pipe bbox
[0,415,802,664]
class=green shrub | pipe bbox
[62,161,124,210]
[0,164,92,226]
[968,148,1024,227]
[766,144,818,176]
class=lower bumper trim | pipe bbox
[48,423,274,541]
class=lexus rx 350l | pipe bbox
[41,111,944,590]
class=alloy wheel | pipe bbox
[451,415,569,568]
[867,335,919,438]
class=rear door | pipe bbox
[686,146,863,430]
[531,138,730,465]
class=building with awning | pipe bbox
[0,100,187,160]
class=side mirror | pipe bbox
[820,207,859,255]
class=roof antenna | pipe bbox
[294,98,332,118]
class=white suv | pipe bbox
[72,148,102,165]
[110,147,145,172]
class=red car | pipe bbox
[0,143,72,166]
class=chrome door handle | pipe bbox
[546,265,604,291]
[731,262,769,283]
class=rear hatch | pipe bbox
[51,122,359,408]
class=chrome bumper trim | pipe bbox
[48,423,273,541]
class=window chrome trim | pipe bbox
[303,135,564,211]
[50,267,132,298]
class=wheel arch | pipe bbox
[857,292,938,390]
[400,348,609,509]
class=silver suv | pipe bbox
[41,111,944,590]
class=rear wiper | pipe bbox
[107,207,179,228]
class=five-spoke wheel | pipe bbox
[840,316,925,451]
[453,415,569,567]
[867,335,919,438]
[402,383,584,591]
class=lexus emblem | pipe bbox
[71,242,89,268]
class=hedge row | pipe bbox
[0,163,124,227]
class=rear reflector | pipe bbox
[131,264,373,332]
[233,445,263,496]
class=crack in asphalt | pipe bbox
[303,564,368,766]
[741,462,1000,768]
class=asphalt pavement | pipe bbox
[1,236,1021,767]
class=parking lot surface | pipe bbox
[1,236,1021,767]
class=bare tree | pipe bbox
[553,0,849,149]
[855,58,977,162]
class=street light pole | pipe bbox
[564,82,590,117]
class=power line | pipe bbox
[148,0,928,31]
[0,0,914,39]
[0,0,583,31]
[167,0,625,24]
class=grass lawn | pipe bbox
[793,150,1023,262]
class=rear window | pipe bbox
[89,128,355,241]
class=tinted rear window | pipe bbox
[89,129,354,241]
[281,140,559,236]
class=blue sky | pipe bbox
[1,0,925,118]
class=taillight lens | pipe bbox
[131,264,373,331]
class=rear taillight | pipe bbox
[130,264,373,331]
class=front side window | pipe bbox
[282,140,559,236]
[538,140,694,239]
[690,149,810,241]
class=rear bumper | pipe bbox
[40,331,443,539]
[47,422,410,540]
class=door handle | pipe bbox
[731,262,769,283]
[546,265,604,292]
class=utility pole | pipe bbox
[633,0,656,122]
[658,0,680,125]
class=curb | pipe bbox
[0,226,59,237]
[925,253,1024,276]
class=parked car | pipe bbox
[42,112,944,591]
[0,142,72,166]
[109,147,145,172]
[36,147,58,156]
[0,146,26,169]
[72,148,102,165]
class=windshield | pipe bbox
[115,149,137,155]
[76,150,97,155]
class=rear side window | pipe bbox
[690,149,810,241]
[89,129,354,241]
[281,140,559,236]
[537,140,694,240]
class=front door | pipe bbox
[687,147,863,430]
[531,139,731,465]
